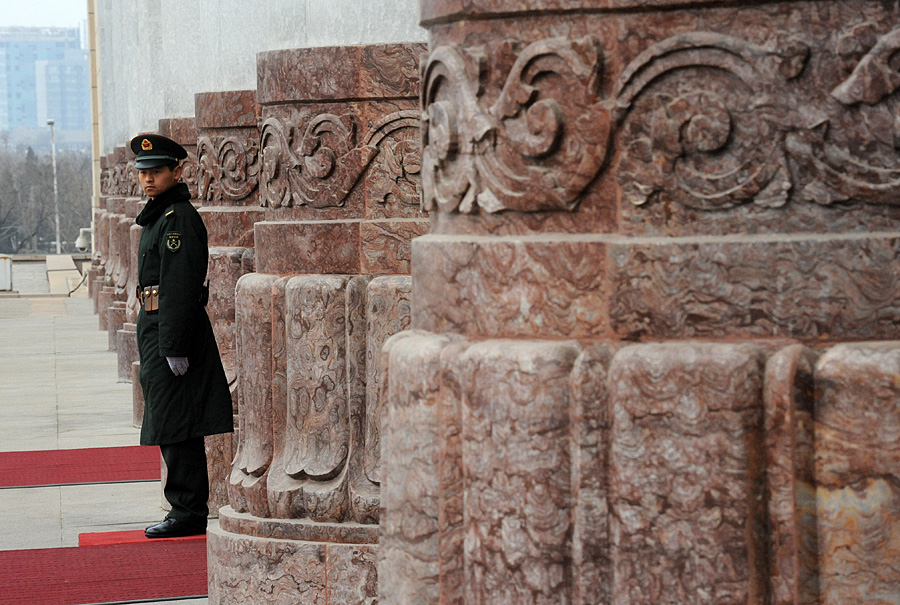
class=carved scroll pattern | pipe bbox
[100,165,112,196]
[197,135,260,204]
[614,32,813,210]
[259,110,420,209]
[107,160,141,197]
[365,111,422,209]
[421,37,611,214]
[260,117,354,209]
[616,26,900,210]
[180,151,200,199]
[790,25,900,206]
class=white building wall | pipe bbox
[96,0,426,154]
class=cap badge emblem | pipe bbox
[141,139,152,151]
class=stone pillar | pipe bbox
[158,118,200,200]
[195,90,265,515]
[116,196,144,383]
[207,42,427,603]
[89,156,111,308]
[380,2,900,603]
[95,146,139,335]
[151,115,243,517]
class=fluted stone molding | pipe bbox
[193,90,266,516]
[379,1,900,603]
[207,43,427,603]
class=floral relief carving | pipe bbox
[100,166,112,196]
[198,135,260,204]
[179,151,200,199]
[259,110,420,209]
[365,110,422,208]
[787,24,900,206]
[106,160,142,197]
[614,32,815,210]
[421,36,611,214]
[616,25,900,211]
[260,113,373,209]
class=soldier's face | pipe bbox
[138,164,182,198]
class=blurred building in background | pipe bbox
[0,26,90,150]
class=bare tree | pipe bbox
[0,147,91,254]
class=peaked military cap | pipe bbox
[130,134,188,169]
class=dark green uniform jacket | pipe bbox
[135,182,233,445]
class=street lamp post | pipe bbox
[47,119,60,255]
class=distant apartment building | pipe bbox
[0,27,90,147]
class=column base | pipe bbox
[208,506,378,603]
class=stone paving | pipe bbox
[0,259,207,604]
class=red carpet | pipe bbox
[0,446,159,488]
[79,529,205,547]
[0,539,207,604]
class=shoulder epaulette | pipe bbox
[165,209,175,217]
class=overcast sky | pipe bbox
[0,0,87,28]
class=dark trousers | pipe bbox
[159,437,209,522]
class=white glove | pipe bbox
[167,356,190,376]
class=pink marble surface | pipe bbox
[218,506,378,544]
[107,302,126,351]
[609,234,900,342]
[254,221,360,276]
[257,101,423,223]
[208,528,328,603]
[363,276,412,487]
[609,343,768,603]
[411,232,900,342]
[815,343,900,603]
[200,207,263,248]
[412,235,608,339]
[208,524,378,604]
[346,276,378,525]
[257,43,424,105]
[360,220,428,275]
[378,331,455,604]
[269,275,354,522]
[229,273,278,518]
[97,287,115,331]
[361,104,423,220]
[131,361,143,428]
[197,131,260,208]
[436,337,471,603]
[569,344,615,604]
[764,344,819,605]
[207,432,234,516]
[207,247,249,386]
[195,90,259,129]
[115,323,137,382]
[125,222,141,324]
[264,277,292,518]
[418,2,900,239]
[458,339,581,603]
[381,3,900,604]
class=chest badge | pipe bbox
[166,232,182,253]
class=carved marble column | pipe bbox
[195,90,264,515]
[114,196,142,381]
[96,146,138,337]
[207,43,427,603]
[89,156,110,309]
[380,2,900,603]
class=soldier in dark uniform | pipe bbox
[131,133,233,538]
